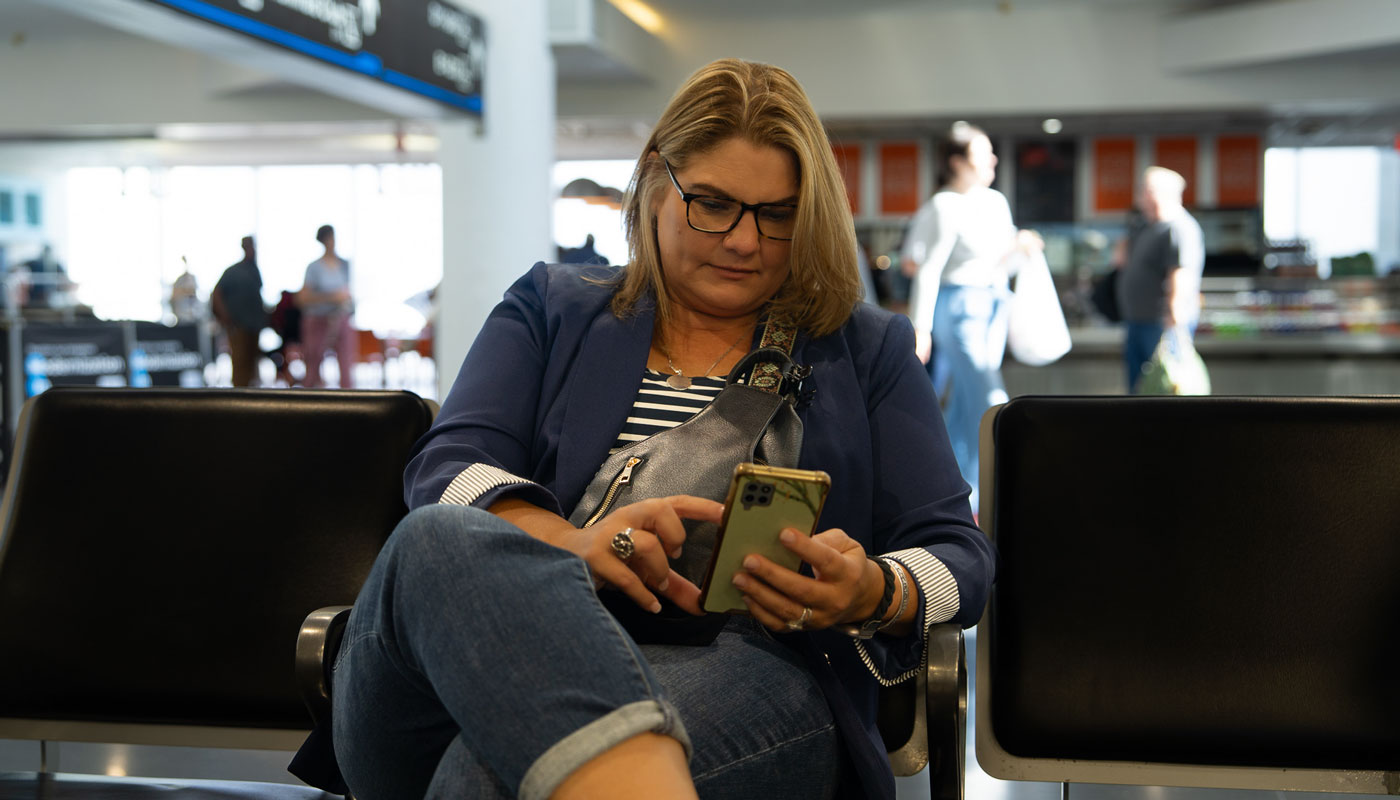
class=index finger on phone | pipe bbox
[664,495,725,523]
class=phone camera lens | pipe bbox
[741,480,774,507]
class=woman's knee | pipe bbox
[380,504,581,597]
[384,504,510,570]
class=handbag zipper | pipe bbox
[583,456,643,528]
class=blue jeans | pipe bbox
[1124,320,1200,393]
[933,285,1010,514]
[332,504,841,800]
[1123,321,1164,394]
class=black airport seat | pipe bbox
[0,387,436,797]
[976,395,1400,795]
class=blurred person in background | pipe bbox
[298,224,357,388]
[901,122,1042,515]
[21,244,77,310]
[559,233,610,265]
[268,289,304,386]
[1116,166,1204,393]
[169,256,202,324]
[211,236,267,387]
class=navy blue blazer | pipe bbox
[404,262,995,799]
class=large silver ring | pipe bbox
[785,606,812,632]
[610,528,636,561]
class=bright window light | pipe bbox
[553,160,635,266]
[1264,147,1385,276]
[66,163,443,336]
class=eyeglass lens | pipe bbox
[688,197,796,240]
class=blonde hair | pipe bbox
[614,58,862,338]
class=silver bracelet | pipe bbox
[875,557,910,632]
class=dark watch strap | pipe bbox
[837,556,896,639]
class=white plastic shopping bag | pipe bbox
[1006,251,1072,366]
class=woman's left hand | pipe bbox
[731,527,880,632]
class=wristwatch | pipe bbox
[836,557,895,639]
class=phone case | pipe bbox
[699,463,831,615]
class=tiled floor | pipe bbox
[2,627,1394,798]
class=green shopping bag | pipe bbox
[1139,327,1210,395]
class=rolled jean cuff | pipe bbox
[517,699,691,800]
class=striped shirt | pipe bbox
[611,370,725,451]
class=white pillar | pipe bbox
[1377,149,1399,276]
[436,0,554,399]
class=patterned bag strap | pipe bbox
[747,318,798,393]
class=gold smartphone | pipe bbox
[699,463,832,615]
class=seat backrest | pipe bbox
[976,396,1400,794]
[0,387,435,749]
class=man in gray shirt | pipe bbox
[1116,167,1204,392]
[211,236,267,387]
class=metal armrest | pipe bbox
[926,622,966,800]
[881,621,966,800]
[295,606,353,729]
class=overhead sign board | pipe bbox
[146,0,485,114]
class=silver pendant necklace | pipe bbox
[663,334,744,390]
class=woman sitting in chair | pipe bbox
[323,59,995,800]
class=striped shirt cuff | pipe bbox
[439,463,538,507]
[885,547,960,629]
[852,548,960,686]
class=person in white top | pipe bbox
[900,123,1041,514]
[297,224,357,388]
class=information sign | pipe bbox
[145,0,485,114]
[21,323,129,396]
[134,322,208,387]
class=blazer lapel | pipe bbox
[555,298,656,510]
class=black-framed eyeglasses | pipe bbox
[663,159,796,241]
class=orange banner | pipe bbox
[879,142,921,215]
[1153,137,1197,207]
[1093,138,1136,213]
[1216,135,1261,207]
[831,142,863,216]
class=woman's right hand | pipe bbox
[571,496,724,615]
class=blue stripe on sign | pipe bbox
[151,0,383,76]
[382,70,483,113]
